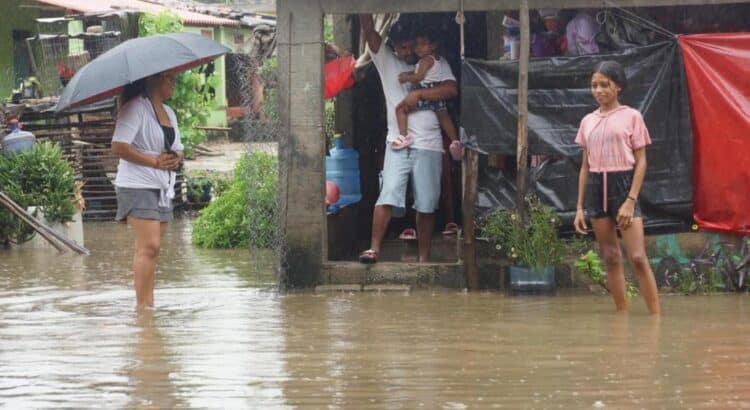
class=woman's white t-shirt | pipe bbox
[112,96,183,205]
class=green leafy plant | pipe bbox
[575,250,607,286]
[324,15,334,44]
[575,249,639,297]
[192,151,278,249]
[325,98,336,147]
[481,197,581,270]
[139,12,218,157]
[258,56,279,127]
[0,142,76,244]
[184,170,230,205]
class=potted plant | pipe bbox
[481,197,579,293]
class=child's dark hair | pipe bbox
[592,60,627,91]
[415,26,440,45]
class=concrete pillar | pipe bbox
[332,14,354,147]
[277,0,326,288]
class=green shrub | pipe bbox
[184,170,230,204]
[480,197,582,270]
[0,142,76,244]
[575,249,639,297]
[192,151,278,249]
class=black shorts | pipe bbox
[587,171,642,219]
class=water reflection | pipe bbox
[0,220,749,408]
[128,310,183,409]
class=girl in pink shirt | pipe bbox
[573,61,661,315]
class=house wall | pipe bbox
[182,25,256,128]
[0,0,42,98]
[182,25,226,127]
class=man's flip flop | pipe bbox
[359,249,378,264]
[442,222,459,236]
[399,228,417,241]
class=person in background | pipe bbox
[573,61,660,315]
[111,71,183,309]
[566,10,601,56]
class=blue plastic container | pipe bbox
[2,121,35,155]
[325,135,361,208]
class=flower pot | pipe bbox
[509,265,555,293]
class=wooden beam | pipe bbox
[332,14,355,147]
[462,149,480,291]
[516,0,530,217]
[314,0,749,14]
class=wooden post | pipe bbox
[516,0,530,218]
[486,11,505,60]
[462,149,480,291]
[332,15,355,147]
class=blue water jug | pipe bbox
[2,120,36,156]
[325,134,361,208]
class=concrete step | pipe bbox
[376,236,460,263]
[321,261,466,289]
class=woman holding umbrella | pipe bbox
[111,71,183,309]
[55,33,230,308]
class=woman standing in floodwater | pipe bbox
[573,61,661,315]
[111,72,183,308]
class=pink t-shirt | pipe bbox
[575,105,652,172]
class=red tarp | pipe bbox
[679,34,750,235]
[325,55,355,99]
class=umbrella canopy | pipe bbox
[55,32,231,113]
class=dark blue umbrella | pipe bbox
[55,32,231,112]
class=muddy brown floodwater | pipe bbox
[1,219,749,409]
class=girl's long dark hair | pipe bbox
[119,78,147,106]
[592,60,628,91]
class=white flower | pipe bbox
[495,244,502,250]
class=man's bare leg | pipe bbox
[416,211,435,262]
[370,205,393,254]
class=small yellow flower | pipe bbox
[510,214,517,221]
[511,253,518,259]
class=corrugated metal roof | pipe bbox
[34,0,240,27]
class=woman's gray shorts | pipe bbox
[115,187,173,223]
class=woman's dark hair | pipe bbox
[120,78,147,105]
[592,60,627,91]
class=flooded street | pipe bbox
[1,219,749,409]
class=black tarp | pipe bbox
[460,41,693,231]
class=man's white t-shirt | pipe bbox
[368,43,456,152]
